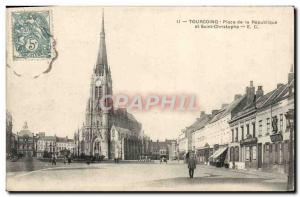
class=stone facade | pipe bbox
[149,139,177,160]
[16,122,36,157]
[177,67,294,174]
[75,14,144,160]
[228,67,294,173]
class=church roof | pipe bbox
[111,125,141,139]
[112,125,132,135]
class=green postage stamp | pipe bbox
[12,11,52,59]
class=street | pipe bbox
[6,160,288,191]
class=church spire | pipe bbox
[95,10,108,75]
[101,10,105,35]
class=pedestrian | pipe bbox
[188,154,197,178]
[51,154,54,165]
[51,154,56,166]
[68,156,71,165]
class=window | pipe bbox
[234,146,239,161]
[230,147,234,161]
[279,143,283,164]
[231,129,234,142]
[95,86,103,98]
[264,144,270,164]
[275,143,279,164]
[258,120,262,136]
[241,126,244,140]
[272,116,278,133]
[246,146,250,160]
[235,128,238,142]
[252,122,256,138]
[246,124,250,135]
[279,114,283,132]
[95,87,98,98]
[266,118,270,135]
[252,146,257,160]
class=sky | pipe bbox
[6,7,293,140]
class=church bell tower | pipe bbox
[85,11,113,159]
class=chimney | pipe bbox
[277,83,284,89]
[246,81,255,105]
[211,109,219,116]
[234,94,242,100]
[221,103,229,108]
[256,86,264,98]
[200,111,206,117]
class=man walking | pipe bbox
[188,154,197,178]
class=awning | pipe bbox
[209,147,228,159]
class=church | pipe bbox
[74,13,148,160]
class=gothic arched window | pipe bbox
[99,86,102,98]
[95,87,98,98]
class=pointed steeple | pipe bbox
[101,11,105,35]
[95,10,108,75]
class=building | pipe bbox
[16,122,36,157]
[77,13,143,160]
[255,68,294,173]
[56,136,75,157]
[203,95,245,166]
[149,139,178,160]
[228,81,260,169]
[36,133,75,158]
[110,125,142,160]
[177,130,188,160]
[141,135,152,159]
[165,139,177,160]
[6,111,17,157]
[36,133,56,158]
[192,111,212,164]
[228,67,294,173]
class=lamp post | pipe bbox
[285,109,294,191]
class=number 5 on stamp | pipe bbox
[12,11,52,59]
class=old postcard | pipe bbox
[6,6,295,192]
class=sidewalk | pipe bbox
[199,164,287,180]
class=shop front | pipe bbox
[209,146,228,167]
[240,136,258,169]
[196,146,213,165]
[261,133,289,174]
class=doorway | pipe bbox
[258,143,262,168]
